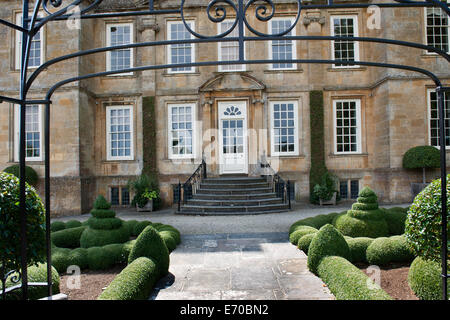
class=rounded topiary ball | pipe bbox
[289,226,318,245]
[80,225,129,248]
[3,164,39,186]
[128,226,169,276]
[297,233,317,254]
[307,224,351,274]
[402,146,440,170]
[405,175,450,262]
[408,256,449,300]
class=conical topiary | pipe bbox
[80,196,129,248]
[333,187,389,238]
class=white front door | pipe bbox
[219,101,248,174]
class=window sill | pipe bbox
[103,159,136,163]
[268,154,306,159]
[421,53,448,59]
[162,71,200,77]
[9,160,44,165]
[101,73,137,79]
[329,152,368,158]
[327,66,366,72]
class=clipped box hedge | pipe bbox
[98,257,159,300]
[51,226,86,248]
[317,256,392,300]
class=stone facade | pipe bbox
[0,0,449,216]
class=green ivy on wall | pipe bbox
[309,90,328,204]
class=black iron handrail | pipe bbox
[260,161,291,210]
[177,159,207,212]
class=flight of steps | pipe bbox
[177,175,289,215]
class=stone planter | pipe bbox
[319,192,337,206]
[136,199,153,212]
[411,183,428,202]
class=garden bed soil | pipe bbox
[357,263,418,300]
[59,265,124,300]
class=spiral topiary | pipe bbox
[80,195,129,248]
[334,187,389,238]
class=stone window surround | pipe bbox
[105,22,134,76]
[424,5,450,55]
[268,16,298,71]
[269,100,300,157]
[330,14,361,69]
[14,11,45,70]
[332,98,363,155]
[105,104,134,161]
[166,19,196,74]
[13,104,43,162]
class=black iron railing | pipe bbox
[260,161,291,210]
[177,159,207,212]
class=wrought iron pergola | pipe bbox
[0,0,449,300]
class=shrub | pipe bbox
[123,220,139,235]
[289,211,343,233]
[405,175,450,262]
[87,217,123,230]
[128,226,169,277]
[51,248,72,273]
[383,207,407,235]
[90,209,116,219]
[67,248,89,269]
[159,231,177,252]
[132,221,152,236]
[80,225,129,248]
[289,226,318,245]
[65,220,83,229]
[98,257,159,300]
[103,243,127,264]
[366,235,415,265]
[153,224,181,245]
[408,256,449,300]
[122,240,136,260]
[5,263,60,300]
[297,233,317,254]
[403,146,440,184]
[93,195,111,210]
[50,221,66,232]
[334,214,389,238]
[87,247,116,270]
[317,256,392,300]
[0,172,46,273]
[346,237,374,263]
[307,224,351,274]
[335,187,389,238]
[3,164,39,186]
[51,226,86,248]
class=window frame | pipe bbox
[217,19,246,72]
[333,99,362,155]
[15,12,44,70]
[106,22,134,76]
[167,102,196,160]
[14,104,43,162]
[268,17,297,71]
[167,20,196,74]
[424,5,450,54]
[427,88,450,149]
[330,15,360,69]
[106,105,134,161]
[269,100,299,157]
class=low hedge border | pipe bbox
[98,257,159,300]
[408,256,450,300]
[317,256,392,300]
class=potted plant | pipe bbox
[313,171,339,205]
[136,188,158,212]
[402,145,440,200]
[128,173,161,212]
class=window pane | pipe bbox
[273,103,296,153]
[350,180,359,199]
[271,20,294,69]
[219,21,244,71]
[170,105,194,156]
[121,187,130,205]
[109,25,132,71]
[333,17,357,66]
[170,22,193,72]
[111,187,120,205]
[429,91,450,147]
[22,105,41,158]
[340,181,349,199]
[426,7,449,52]
[109,107,132,158]
[335,101,359,153]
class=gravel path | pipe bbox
[52,202,410,235]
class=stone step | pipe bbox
[200,182,270,189]
[186,198,283,207]
[177,208,290,216]
[203,177,267,184]
[193,192,277,200]
[179,203,289,213]
[196,187,273,195]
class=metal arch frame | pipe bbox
[0,0,448,300]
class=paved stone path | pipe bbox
[150,232,334,300]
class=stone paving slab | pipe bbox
[151,232,334,300]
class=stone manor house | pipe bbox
[0,0,449,216]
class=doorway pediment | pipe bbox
[199,73,266,93]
